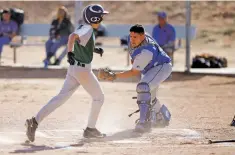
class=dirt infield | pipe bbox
[0,2,235,154]
[0,73,235,155]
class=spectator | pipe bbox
[44,6,74,68]
[152,11,176,65]
[0,8,18,56]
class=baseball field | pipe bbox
[1,1,235,155]
[1,21,235,155]
[1,30,235,155]
[0,70,235,155]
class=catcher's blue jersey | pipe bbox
[130,44,171,74]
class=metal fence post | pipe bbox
[13,47,17,64]
[185,1,191,73]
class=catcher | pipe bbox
[98,24,172,133]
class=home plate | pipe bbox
[151,129,200,139]
[0,136,19,145]
[37,131,64,139]
[112,140,150,144]
[214,143,235,147]
[54,142,85,150]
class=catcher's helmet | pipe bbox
[83,4,109,24]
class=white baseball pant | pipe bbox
[35,64,104,128]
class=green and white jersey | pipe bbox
[73,24,95,64]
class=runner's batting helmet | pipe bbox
[83,4,109,24]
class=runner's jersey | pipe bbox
[73,24,95,64]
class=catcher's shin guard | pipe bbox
[135,82,151,132]
[138,103,150,123]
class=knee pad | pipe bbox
[136,82,151,123]
[136,82,151,105]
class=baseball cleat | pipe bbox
[134,122,151,133]
[83,127,106,138]
[25,117,38,142]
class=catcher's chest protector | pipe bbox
[131,45,171,74]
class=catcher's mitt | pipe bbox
[98,67,117,81]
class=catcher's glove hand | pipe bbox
[98,67,117,81]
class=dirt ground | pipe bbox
[0,2,235,154]
[0,74,235,155]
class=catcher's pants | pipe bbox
[140,62,172,113]
[35,64,104,128]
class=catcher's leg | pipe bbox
[141,63,172,128]
[134,82,151,133]
[150,87,171,127]
[150,88,161,126]
[75,69,105,138]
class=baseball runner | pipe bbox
[25,4,109,142]
[98,24,172,133]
